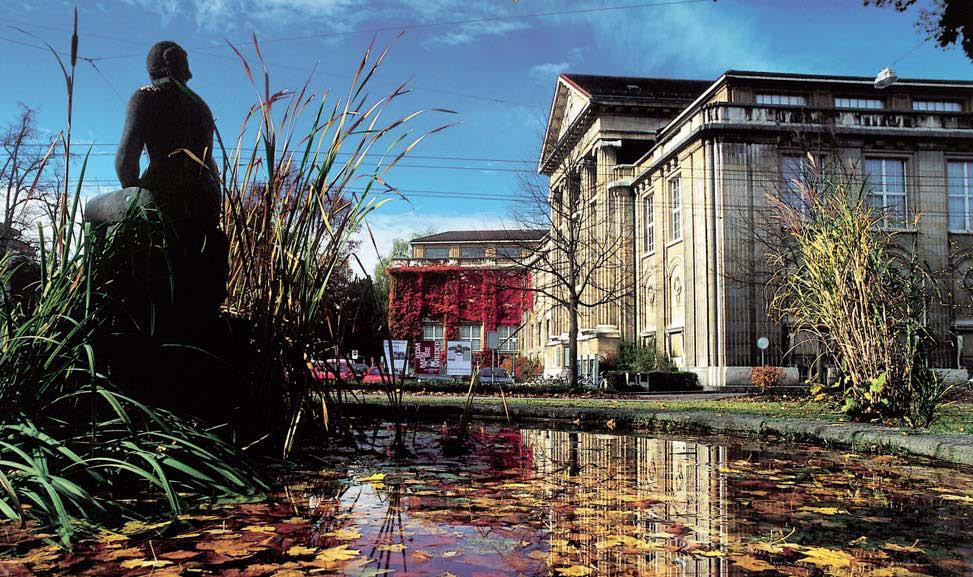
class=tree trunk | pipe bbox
[568,292,579,387]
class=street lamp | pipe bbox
[874,66,898,89]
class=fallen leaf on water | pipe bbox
[326,527,362,540]
[870,568,932,577]
[242,524,277,533]
[881,543,924,554]
[378,543,407,552]
[800,506,847,515]
[556,565,593,576]
[730,554,777,572]
[119,558,173,569]
[358,473,386,483]
[286,545,319,557]
[800,546,855,569]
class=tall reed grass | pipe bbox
[218,37,450,457]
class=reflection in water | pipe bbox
[5,423,973,576]
[523,430,727,576]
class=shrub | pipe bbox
[616,341,672,373]
[751,366,786,392]
[768,157,948,426]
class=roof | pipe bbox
[411,229,546,244]
[723,69,973,88]
[560,74,712,106]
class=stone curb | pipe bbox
[354,397,973,467]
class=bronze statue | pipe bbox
[86,42,234,413]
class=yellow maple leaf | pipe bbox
[309,544,361,565]
[378,543,407,552]
[329,527,362,540]
[286,545,319,556]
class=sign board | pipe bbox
[487,331,500,351]
[757,337,769,350]
[351,349,359,360]
[383,340,408,375]
[414,340,442,376]
[445,340,472,376]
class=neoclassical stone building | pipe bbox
[524,70,973,388]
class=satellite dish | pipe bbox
[757,337,769,350]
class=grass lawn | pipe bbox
[365,393,973,436]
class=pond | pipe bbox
[4,422,973,576]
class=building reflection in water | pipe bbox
[521,429,728,577]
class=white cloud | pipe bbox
[529,61,569,82]
[352,209,510,277]
[427,19,531,47]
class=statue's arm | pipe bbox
[115,92,146,188]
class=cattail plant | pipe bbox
[219,36,451,457]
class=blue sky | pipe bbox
[1,0,972,271]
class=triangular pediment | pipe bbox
[539,76,591,173]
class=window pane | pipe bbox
[496,246,520,258]
[425,247,449,258]
[887,195,906,223]
[949,196,967,231]
[460,247,485,258]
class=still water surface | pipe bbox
[6,423,973,576]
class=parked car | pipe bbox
[478,367,514,386]
[314,359,355,382]
[362,366,385,384]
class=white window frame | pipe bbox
[496,325,518,353]
[864,157,908,227]
[756,93,806,106]
[459,323,482,352]
[913,100,962,112]
[644,193,655,253]
[422,321,444,344]
[835,97,883,110]
[668,176,682,242]
[949,160,973,233]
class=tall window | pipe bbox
[422,322,444,344]
[781,155,816,213]
[835,97,883,110]
[644,193,655,253]
[914,100,962,112]
[459,323,482,352]
[949,160,973,232]
[424,247,449,258]
[668,177,682,242]
[756,94,806,106]
[496,325,518,352]
[460,246,485,258]
[864,158,907,226]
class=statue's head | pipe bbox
[146,41,192,83]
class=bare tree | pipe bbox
[508,152,632,387]
[1,106,56,260]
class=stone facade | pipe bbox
[527,70,973,388]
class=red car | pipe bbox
[362,367,386,384]
[312,359,355,382]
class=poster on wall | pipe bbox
[445,340,472,376]
[383,340,408,375]
[414,340,442,375]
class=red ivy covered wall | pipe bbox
[388,265,533,350]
